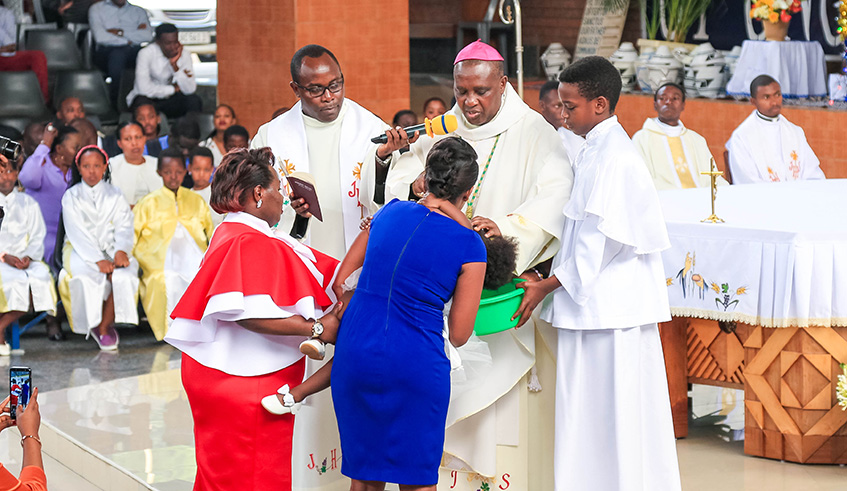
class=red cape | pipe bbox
[171,222,339,321]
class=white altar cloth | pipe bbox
[659,180,847,328]
[726,40,827,100]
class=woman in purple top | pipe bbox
[19,125,81,266]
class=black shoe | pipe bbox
[46,322,66,341]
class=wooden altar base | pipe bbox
[659,318,847,464]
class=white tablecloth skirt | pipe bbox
[660,180,847,327]
[726,40,827,100]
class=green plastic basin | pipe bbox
[473,278,526,336]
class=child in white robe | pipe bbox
[58,146,139,351]
[513,56,681,491]
[188,147,224,227]
[0,155,57,354]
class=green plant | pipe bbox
[665,0,712,42]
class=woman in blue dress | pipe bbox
[330,137,487,491]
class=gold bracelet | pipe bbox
[20,434,41,447]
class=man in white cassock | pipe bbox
[515,56,681,491]
[633,82,728,190]
[539,79,584,163]
[382,40,573,490]
[0,156,57,354]
[726,75,825,184]
[250,44,409,490]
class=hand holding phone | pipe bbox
[10,366,31,421]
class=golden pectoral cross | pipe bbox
[700,158,725,223]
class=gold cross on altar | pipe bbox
[700,158,725,223]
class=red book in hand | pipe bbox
[286,172,323,222]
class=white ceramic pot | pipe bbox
[610,42,638,92]
[541,43,572,81]
[724,45,743,76]
[646,45,683,92]
[636,47,656,94]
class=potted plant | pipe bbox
[749,0,802,41]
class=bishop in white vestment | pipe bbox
[384,41,573,490]
[59,180,139,334]
[0,189,57,318]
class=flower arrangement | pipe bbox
[750,0,802,24]
[838,363,847,411]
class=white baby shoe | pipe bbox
[261,384,301,415]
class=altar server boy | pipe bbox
[0,155,57,353]
[134,147,213,341]
[59,146,139,351]
[513,56,681,491]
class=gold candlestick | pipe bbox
[700,158,725,223]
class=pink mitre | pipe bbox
[454,39,504,65]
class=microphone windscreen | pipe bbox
[429,114,458,136]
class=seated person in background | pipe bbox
[422,97,447,120]
[22,123,44,159]
[632,83,728,190]
[69,117,101,148]
[223,125,249,154]
[153,116,200,158]
[200,104,237,167]
[271,106,289,119]
[127,23,202,120]
[55,97,85,126]
[391,110,417,154]
[188,146,223,227]
[726,75,825,184]
[89,0,153,104]
[59,146,139,351]
[0,5,48,101]
[0,154,57,355]
[539,79,584,163]
[0,390,47,491]
[103,98,163,157]
[19,124,81,267]
[133,148,212,341]
[110,121,161,206]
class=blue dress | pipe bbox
[331,199,486,485]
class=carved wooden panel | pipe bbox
[743,326,847,464]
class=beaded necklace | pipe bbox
[465,134,500,219]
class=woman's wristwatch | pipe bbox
[311,319,324,338]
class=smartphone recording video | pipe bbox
[10,367,31,421]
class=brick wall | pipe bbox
[218,0,410,135]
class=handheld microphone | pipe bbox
[371,114,459,144]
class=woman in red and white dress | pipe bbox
[165,147,342,490]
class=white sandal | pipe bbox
[299,338,326,360]
[261,384,301,415]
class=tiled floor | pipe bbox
[9,326,847,490]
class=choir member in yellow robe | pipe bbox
[134,147,213,341]
[0,155,57,354]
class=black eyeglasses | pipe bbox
[294,78,344,97]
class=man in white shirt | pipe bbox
[0,5,48,101]
[633,82,728,190]
[538,79,584,162]
[127,23,202,120]
[726,75,825,184]
[89,0,153,104]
